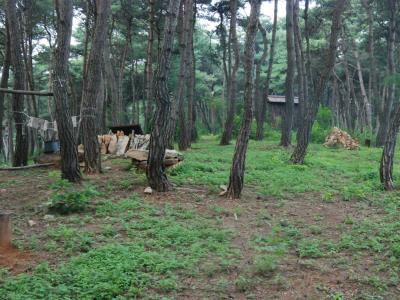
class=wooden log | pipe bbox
[125,149,149,161]
[35,153,62,168]
[0,163,55,171]
[0,87,53,96]
[0,212,12,249]
[164,158,180,166]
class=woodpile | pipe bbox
[130,134,151,150]
[100,132,183,168]
[98,131,130,155]
[324,127,359,150]
[35,132,183,170]
[125,148,184,169]
[125,134,183,169]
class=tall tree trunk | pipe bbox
[131,60,139,123]
[144,0,156,132]
[226,0,261,199]
[254,21,268,141]
[104,39,119,126]
[376,0,397,146]
[187,0,197,143]
[116,21,132,125]
[53,0,81,182]
[80,0,111,174]
[6,0,28,167]
[255,0,278,140]
[218,10,229,129]
[352,39,372,132]
[342,48,355,131]
[0,24,11,161]
[147,0,182,192]
[220,0,239,145]
[176,0,191,151]
[293,0,308,125]
[380,105,400,190]
[291,0,347,164]
[21,11,38,157]
[361,0,378,129]
[280,0,295,147]
[304,0,314,92]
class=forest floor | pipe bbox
[0,135,399,300]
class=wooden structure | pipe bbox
[109,124,143,135]
[266,95,300,128]
[0,212,12,249]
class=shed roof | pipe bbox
[267,95,299,104]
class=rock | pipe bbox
[43,214,55,221]
[28,220,36,227]
[144,187,153,194]
[279,219,289,227]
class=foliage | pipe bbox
[169,135,387,197]
[253,255,278,276]
[0,196,235,299]
[311,121,329,143]
[48,179,100,214]
[311,106,333,143]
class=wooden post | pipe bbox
[0,212,12,249]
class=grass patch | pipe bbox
[0,195,236,299]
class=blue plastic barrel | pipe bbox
[44,141,60,153]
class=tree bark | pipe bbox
[293,0,308,125]
[0,212,12,250]
[376,0,397,146]
[361,0,378,129]
[291,0,347,164]
[53,0,81,182]
[254,21,268,141]
[80,0,111,174]
[220,0,239,145]
[187,0,197,144]
[147,0,182,192]
[352,39,372,132]
[380,105,400,190]
[280,0,295,147]
[6,0,28,167]
[255,0,278,141]
[176,0,191,151]
[144,0,156,132]
[104,39,119,126]
[0,24,11,161]
[226,0,261,199]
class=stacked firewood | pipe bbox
[98,131,130,155]
[125,134,183,169]
[36,132,183,169]
[324,127,360,150]
[129,134,151,150]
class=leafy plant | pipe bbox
[253,255,278,276]
[297,239,324,258]
[48,179,100,214]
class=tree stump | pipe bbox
[0,212,12,249]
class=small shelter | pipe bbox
[267,95,300,128]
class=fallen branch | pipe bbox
[0,88,53,96]
[0,163,55,171]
